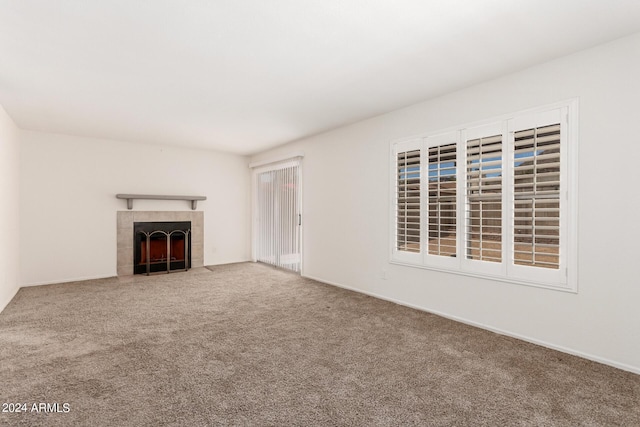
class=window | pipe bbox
[390,101,577,291]
[466,132,503,264]
[396,147,421,254]
[428,142,457,258]
[513,123,561,270]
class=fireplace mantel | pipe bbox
[116,194,206,210]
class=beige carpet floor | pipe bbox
[0,262,638,426]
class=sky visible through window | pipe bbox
[400,148,544,180]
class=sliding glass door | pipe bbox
[253,159,302,273]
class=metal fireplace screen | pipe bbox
[133,221,191,275]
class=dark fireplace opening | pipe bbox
[134,221,191,275]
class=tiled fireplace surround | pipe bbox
[117,211,204,276]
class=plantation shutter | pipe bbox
[396,148,421,253]
[513,124,561,269]
[427,141,457,258]
[391,103,574,290]
[465,133,503,263]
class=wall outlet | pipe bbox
[381,270,387,280]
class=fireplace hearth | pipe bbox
[134,221,191,275]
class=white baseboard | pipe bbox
[22,274,116,288]
[302,273,640,376]
[0,286,20,314]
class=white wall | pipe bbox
[0,104,20,312]
[251,33,640,373]
[20,131,250,286]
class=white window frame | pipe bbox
[460,122,506,278]
[507,108,568,287]
[389,99,578,292]
[423,131,460,270]
[391,138,422,265]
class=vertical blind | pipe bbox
[428,143,457,257]
[466,134,503,263]
[513,124,561,269]
[397,150,421,253]
[255,162,301,272]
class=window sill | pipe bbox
[389,259,577,293]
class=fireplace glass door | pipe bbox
[134,221,191,275]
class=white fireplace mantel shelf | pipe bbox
[116,194,206,210]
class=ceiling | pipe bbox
[1,1,640,155]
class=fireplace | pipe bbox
[117,211,203,276]
[134,221,191,275]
